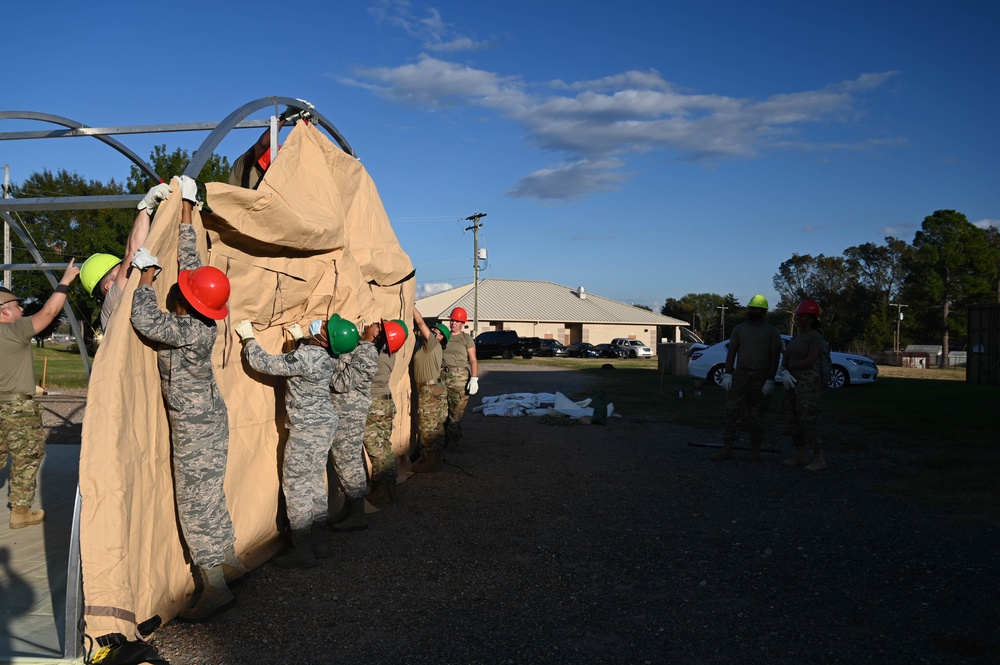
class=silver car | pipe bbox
[687,335,878,389]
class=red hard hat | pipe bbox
[449,306,468,323]
[178,266,230,320]
[795,298,822,316]
[381,318,408,356]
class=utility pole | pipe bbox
[3,165,10,290]
[716,305,728,342]
[889,302,909,357]
[464,212,487,336]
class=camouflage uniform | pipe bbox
[243,341,338,530]
[0,316,44,509]
[722,368,771,446]
[329,342,379,500]
[130,223,234,567]
[441,330,474,445]
[783,362,823,453]
[413,335,447,454]
[782,328,825,455]
[364,352,397,482]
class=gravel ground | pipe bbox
[44,367,1000,664]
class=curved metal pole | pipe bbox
[0,111,161,184]
[184,96,356,178]
[0,211,91,376]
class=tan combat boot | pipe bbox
[805,451,827,472]
[783,447,809,467]
[178,565,234,622]
[710,442,735,461]
[10,505,45,529]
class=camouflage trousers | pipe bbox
[417,384,448,454]
[441,366,470,444]
[330,392,371,500]
[722,368,771,446]
[0,399,44,508]
[171,413,235,568]
[283,419,337,530]
[783,369,823,452]
[364,396,397,482]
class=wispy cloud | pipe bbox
[417,281,453,298]
[974,218,1000,229]
[352,4,901,201]
[369,1,493,52]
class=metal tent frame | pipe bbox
[0,97,354,660]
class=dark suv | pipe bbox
[475,330,538,359]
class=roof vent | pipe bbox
[577,286,587,300]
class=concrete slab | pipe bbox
[1,443,79,664]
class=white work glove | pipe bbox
[779,369,797,390]
[720,373,733,392]
[466,376,479,395]
[762,379,775,397]
[286,323,304,340]
[235,319,255,342]
[137,183,172,214]
[280,105,313,124]
[129,247,161,276]
[178,175,198,203]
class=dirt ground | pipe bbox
[39,366,1000,664]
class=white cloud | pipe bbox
[350,7,901,201]
[974,218,1000,229]
[369,1,492,52]
[417,281,453,298]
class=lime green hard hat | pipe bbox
[748,294,769,310]
[81,253,122,296]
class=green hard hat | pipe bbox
[748,294,769,310]
[326,314,360,355]
[434,323,451,340]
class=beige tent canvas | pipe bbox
[79,122,416,642]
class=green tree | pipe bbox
[662,293,728,342]
[127,145,231,193]
[902,210,1000,366]
[10,169,132,342]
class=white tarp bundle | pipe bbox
[79,122,415,641]
[474,392,614,419]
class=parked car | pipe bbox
[687,335,878,389]
[594,343,628,358]
[537,339,569,357]
[609,337,653,358]
[566,342,601,358]
[474,330,539,359]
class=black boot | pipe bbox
[327,495,351,525]
[331,497,369,532]
[311,521,331,558]
[275,528,318,568]
[386,476,399,502]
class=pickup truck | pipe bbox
[474,330,540,359]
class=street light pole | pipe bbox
[889,302,909,357]
[464,212,487,336]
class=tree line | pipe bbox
[662,210,1000,363]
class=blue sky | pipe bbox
[3,0,998,311]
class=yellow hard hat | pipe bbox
[81,253,122,296]
[748,294,769,310]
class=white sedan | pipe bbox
[687,335,878,389]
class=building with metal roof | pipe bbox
[415,279,689,352]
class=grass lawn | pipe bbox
[32,345,93,390]
[492,356,1000,520]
